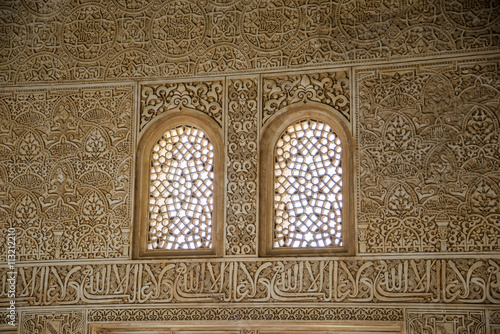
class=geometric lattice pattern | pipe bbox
[148,125,214,250]
[274,119,343,248]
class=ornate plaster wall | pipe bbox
[0,0,499,333]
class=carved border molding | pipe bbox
[87,305,403,322]
[4,258,500,306]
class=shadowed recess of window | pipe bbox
[274,119,343,248]
[148,124,214,250]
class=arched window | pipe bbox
[260,106,354,256]
[133,110,223,258]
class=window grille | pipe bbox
[148,125,214,250]
[274,119,343,249]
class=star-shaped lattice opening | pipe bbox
[148,125,214,250]
[274,119,343,248]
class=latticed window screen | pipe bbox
[148,124,214,250]
[274,119,343,248]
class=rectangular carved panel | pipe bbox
[356,57,500,254]
[20,310,85,334]
[262,70,350,126]
[140,80,224,131]
[226,77,258,255]
[0,85,134,261]
[406,309,486,334]
[3,258,499,306]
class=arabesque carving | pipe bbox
[262,71,350,126]
[226,77,258,255]
[140,80,223,131]
[357,58,500,254]
[0,0,497,84]
[3,258,500,306]
[0,86,133,261]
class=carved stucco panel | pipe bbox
[3,258,499,306]
[406,309,486,334]
[262,70,350,126]
[140,80,224,132]
[226,77,258,255]
[0,85,134,261]
[0,0,498,84]
[356,57,500,254]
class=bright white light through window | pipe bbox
[274,119,343,248]
[148,125,214,250]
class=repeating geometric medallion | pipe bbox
[337,0,403,43]
[62,4,117,61]
[151,0,206,57]
[242,0,300,51]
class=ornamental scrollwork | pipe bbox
[226,78,258,255]
[140,80,223,131]
[262,70,350,126]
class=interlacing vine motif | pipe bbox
[140,80,223,131]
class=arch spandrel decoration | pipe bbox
[133,109,224,259]
[259,105,355,257]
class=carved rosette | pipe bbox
[151,0,206,57]
[62,4,117,61]
[226,78,258,255]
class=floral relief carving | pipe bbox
[140,80,223,131]
[4,258,500,306]
[226,77,258,255]
[357,59,500,254]
[406,309,486,334]
[0,86,133,261]
[262,70,350,126]
[0,0,498,84]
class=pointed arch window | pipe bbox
[134,111,223,258]
[260,107,354,256]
